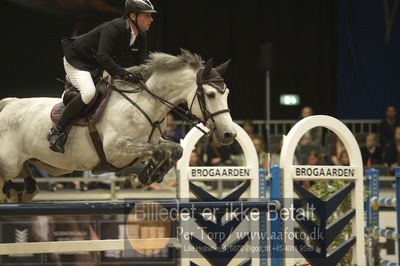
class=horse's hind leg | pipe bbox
[0,135,35,202]
[19,162,40,203]
[0,158,19,203]
[0,158,39,203]
[0,179,9,203]
[2,180,19,202]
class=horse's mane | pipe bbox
[127,49,203,78]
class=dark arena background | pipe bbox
[2,0,399,119]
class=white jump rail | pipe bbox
[0,238,179,255]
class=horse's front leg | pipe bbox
[158,138,184,162]
[139,139,183,186]
[112,138,171,163]
[110,138,183,187]
[137,139,183,185]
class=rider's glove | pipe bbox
[124,72,142,84]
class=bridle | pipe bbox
[112,68,231,143]
[189,69,230,128]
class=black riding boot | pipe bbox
[48,94,87,153]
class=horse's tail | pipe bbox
[0,98,18,112]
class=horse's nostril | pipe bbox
[223,132,236,140]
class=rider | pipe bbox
[48,0,157,153]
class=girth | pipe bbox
[88,119,138,175]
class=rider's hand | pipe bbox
[124,72,142,83]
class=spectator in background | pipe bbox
[189,150,204,166]
[338,150,350,166]
[242,119,262,140]
[302,150,321,188]
[305,150,321,165]
[298,106,322,146]
[83,171,113,190]
[53,171,83,191]
[252,137,268,170]
[163,114,183,143]
[270,137,299,166]
[384,126,400,175]
[206,136,235,166]
[360,133,383,166]
[379,105,400,149]
[329,137,345,165]
[300,105,314,118]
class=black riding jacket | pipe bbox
[62,17,148,78]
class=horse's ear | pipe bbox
[180,48,189,55]
[215,59,231,76]
[203,58,214,75]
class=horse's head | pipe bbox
[188,58,236,145]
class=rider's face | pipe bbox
[137,13,154,32]
[129,12,154,33]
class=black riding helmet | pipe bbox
[124,0,157,16]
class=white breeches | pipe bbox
[63,57,96,104]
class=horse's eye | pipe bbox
[206,93,216,99]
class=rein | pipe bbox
[113,84,164,143]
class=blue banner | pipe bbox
[337,0,400,118]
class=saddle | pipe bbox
[49,76,119,175]
[50,77,112,126]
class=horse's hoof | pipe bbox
[3,181,17,199]
[171,146,183,161]
[128,174,149,189]
[5,189,18,203]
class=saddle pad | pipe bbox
[50,88,111,127]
